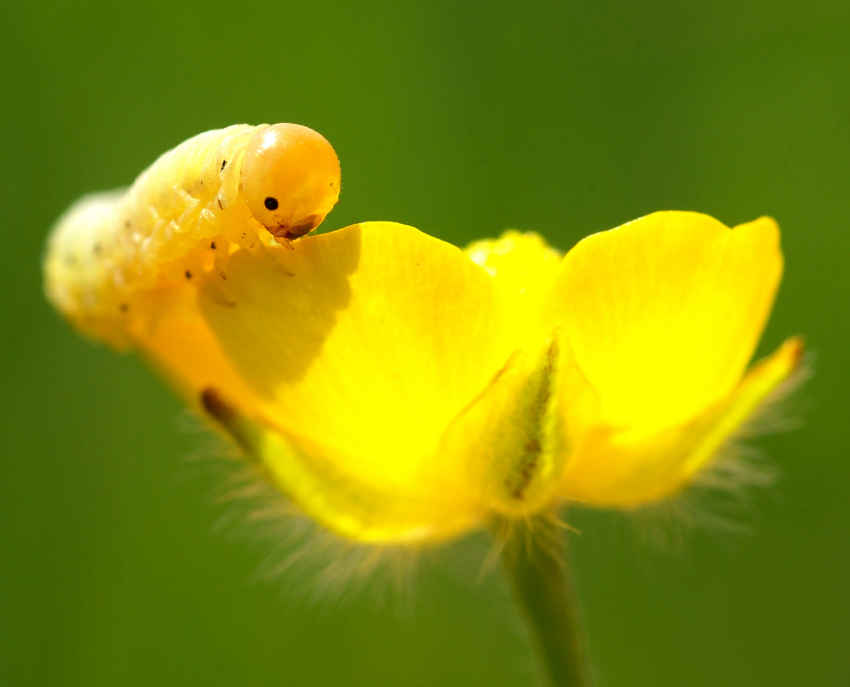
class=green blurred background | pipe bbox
[2,1,848,685]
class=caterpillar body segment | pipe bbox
[44,124,341,348]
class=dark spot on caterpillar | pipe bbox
[217,198,223,209]
[221,159,227,171]
[210,241,217,250]
[93,243,101,255]
[201,387,236,425]
[185,270,192,279]
[264,196,279,211]
[119,303,129,313]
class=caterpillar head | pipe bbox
[241,123,341,240]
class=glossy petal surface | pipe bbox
[466,231,563,346]
[545,212,782,431]
[558,338,802,505]
[196,222,518,538]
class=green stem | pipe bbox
[496,515,592,687]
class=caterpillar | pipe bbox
[44,123,341,347]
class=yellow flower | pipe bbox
[45,202,802,545]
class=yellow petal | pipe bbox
[198,222,515,518]
[201,389,479,543]
[558,338,803,506]
[466,231,563,347]
[544,212,783,431]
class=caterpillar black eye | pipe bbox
[241,123,341,238]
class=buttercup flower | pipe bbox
[44,125,802,548]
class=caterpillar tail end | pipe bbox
[43,190,135,350]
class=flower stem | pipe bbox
[496,515,592,687]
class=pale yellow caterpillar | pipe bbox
[44,123,341,348]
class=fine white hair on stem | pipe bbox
[176,410,493,613]
[484,510,581,584]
